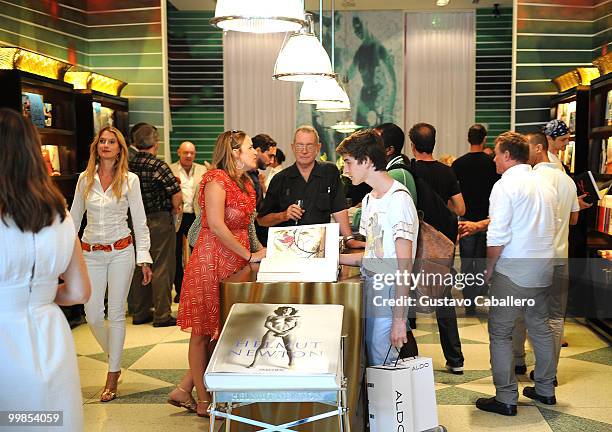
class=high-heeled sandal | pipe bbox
[196,399,211,418]
[167,386,196,413]
[100,371,121,402]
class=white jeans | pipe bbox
[83,246,135,372]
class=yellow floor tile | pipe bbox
[438,405,552,431]
[80,366,172,403]
[83,404,222,432]
[128,343,190,370]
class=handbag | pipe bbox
[412,212,455,314]
[366,347,439,432]
[187,213,201,248]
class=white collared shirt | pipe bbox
[70,171,152,264]
[547,151,564,171]
[533,162,579,260]
[177,164,197,213]
[487,164,557,287]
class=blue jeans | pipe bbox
[362,272,410,367]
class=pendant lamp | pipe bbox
[330,120,364,134]
[273,13,334,81]
[210,0,306,33]
[299,76,346,104]
[316,78,350,112]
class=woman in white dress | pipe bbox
[0,107,91,431]
[71,126,153,402]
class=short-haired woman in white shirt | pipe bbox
[71,126,153,402]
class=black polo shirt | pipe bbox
[259,160,347,227]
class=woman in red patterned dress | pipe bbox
[167,130,266,417]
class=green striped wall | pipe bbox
[0,0,166,156]
[476,7,513,142]
[593,0,612,57]
[167,9,223,165]
[514,0,611,133]
[81,0,166,156]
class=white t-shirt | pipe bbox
[547,151,564,172]
[359,180,419,274]
[533,162,580,260]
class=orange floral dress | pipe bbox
[177,169,255,336]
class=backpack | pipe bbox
[390,160,458,243]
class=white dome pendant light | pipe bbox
[273,12,334,81]
[210,0,306,34]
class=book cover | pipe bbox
[257,223,340,282]
[205,303,344,390]
[43,102,53,127]
[606,90,612,126]
[41,145,61,176]
[574,171,600,205]
[92,102,115,134]
[22,92,45,128]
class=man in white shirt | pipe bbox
[513,132,580,382]
[170,141,207,303]
[543,119,570,172]
[476,132,558,416]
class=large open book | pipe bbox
[205,303,344,391]
[257,222,340,282]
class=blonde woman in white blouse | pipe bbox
[71,126,153,402]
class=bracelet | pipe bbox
[248,251,252,262]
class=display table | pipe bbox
[219,264,363,431]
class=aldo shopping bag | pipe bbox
[366,350,438,432]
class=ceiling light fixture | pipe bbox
[436,0,450,6]
[273,12,334,81]
[330,119,364,134]
[210,0,306,33]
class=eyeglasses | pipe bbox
[229,129,239,148]
[294,143,318,151]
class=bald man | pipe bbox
[170,141,208,302]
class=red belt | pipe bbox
[81,235,132,252]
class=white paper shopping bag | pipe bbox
[399,356,438,432]
[366,355,438,432]
[366,362,415,432]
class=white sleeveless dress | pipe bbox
[0,213,83,431]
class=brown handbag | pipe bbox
[411,213,455,313]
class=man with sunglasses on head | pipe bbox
[257,125,361,248]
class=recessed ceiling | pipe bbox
[169,0,513,11]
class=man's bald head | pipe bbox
[178,141,196,170]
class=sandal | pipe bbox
[100,371,121,402]
[196,399,211,418]
[167,386,196,413]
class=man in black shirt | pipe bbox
[452,124,500,315]
[250,133,277,245]
[258,125,360,247]
[409,122,466,374]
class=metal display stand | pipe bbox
[208,336,351,432]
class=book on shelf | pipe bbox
[41,145,61,176]
[574,171,600,205]
[43,102,53,127]
[92,102,115,135]
[597,196,612,235]
[606,90,612,126]
[256,222,340,282]
[22,92,46,128]
[601,137,612,174]
[205,303,344,391]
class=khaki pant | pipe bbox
[513,264,569,369]
[488,272,556,405]
[129,211,175,324]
